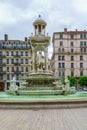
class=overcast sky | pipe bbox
[0,0,87,57]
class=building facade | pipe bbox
[0,34,32,90]
[51,28,87,78]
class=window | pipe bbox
[70,41,74,46]
[62,48,64,52]
[62,56,65,60]
[80,48,83,52]
[11,51,14,56]
[84,48,86,52]
[21,51,23,56]
[21,59,23,64]
[7,59,9,64]
[71,49,74,53]
[0,59,2,64]
[80,41,83,46]
[0,51,2,56]
[84,41,86,46]
[25,51,28,56]
[12,67,14,72]
[71,63,74,68]
[58,63,65,68]
[58,48,61,52]
[80,34,86,39]
[80,56,83,60]
[7,67,9,72]
[60,41,63,46]
[80,63,83,68]
[58,56,61,60]
[58,56,64,61]
[0,67,2,72]
[6,51,9,56]
[16,74,19,80]
[7,75,10,80]
[70,34,74,39]
[26,67,28,72]
[71,71,74,76]
[0,75,3,80]
[71,56,74,61]
[80,71,83,76]
[59,71,65,77]
[60,34,63,39]
[16,51,18,56]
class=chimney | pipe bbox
[25,37,28,42]
[4,34,8,41]
[76,29,78,32]
[64,28,67,32]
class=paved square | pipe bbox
[0,108,87,130]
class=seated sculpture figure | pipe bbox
[36,51,45,70]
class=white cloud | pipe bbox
[0,0,87,56]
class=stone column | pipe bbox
[45,48,48,71]
[32,48,35,71]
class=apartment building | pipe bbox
[0,34,32,90]
[51,28,87,78]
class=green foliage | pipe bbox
[78,76,87,86]
[68,76,76,86]
[61,78,66,85]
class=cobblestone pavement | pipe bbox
[0,108,87,130]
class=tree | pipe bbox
[78,76,87,87]
[68,76,76,86]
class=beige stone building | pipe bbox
[0,34,32,90]
[51,28,87,78]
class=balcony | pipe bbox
[14,62,21,65]
[13,70,21,73]
[14,55,21,57]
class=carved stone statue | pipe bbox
[36,51,45,70]
[9,77,18,91]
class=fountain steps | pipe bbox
[6,90,63,96]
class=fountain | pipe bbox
[6,15,71,96]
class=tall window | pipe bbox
[80,71,83,76]
[80,56,83,60]
[71,71,74,76]
[60,34,63,39]
[70,41,74,46]
[0,59,2,64]
[26,67,28,72]
[12,67,14,72]
[7,75,10,80]
[59,71,65,77]
[21,51,23,56]
[70,34,74,39]
[71,63,74,68]
[71,56,74,61]
[71,48,74,53]
[7,59,9,64]
[25,59,28,64]
[25,51,28,56]
[80,63,83,68]
[6,51,9,56]
[21,59,23,64]
[7,67,9,72]
[60,41,63,46]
